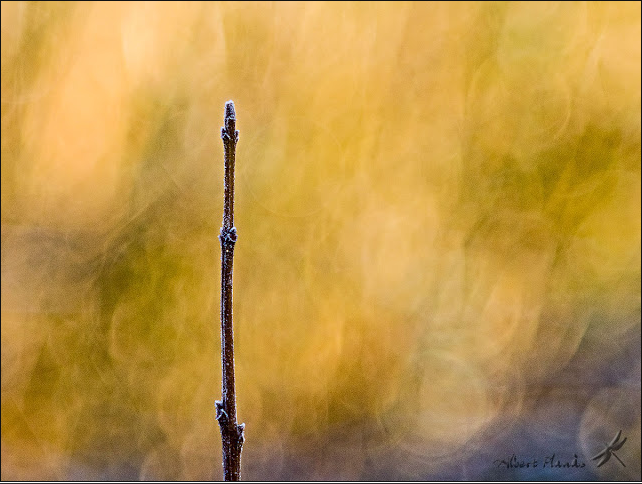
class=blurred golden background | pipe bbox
[1,1,640,480]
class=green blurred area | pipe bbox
[1,1,640,480]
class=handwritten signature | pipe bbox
[493,430,628,471]
[493,453,586,470]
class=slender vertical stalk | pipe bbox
[216,100,244,481]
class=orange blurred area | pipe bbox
[1,1,640,481]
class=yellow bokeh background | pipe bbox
[1,1,640,480]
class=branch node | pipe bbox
[219,226,238,245]
[237,423,245,444]
[215,400,228,423]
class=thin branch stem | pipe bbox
[216,100,244,481]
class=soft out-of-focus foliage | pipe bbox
[1,1,640,481]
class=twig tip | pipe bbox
[225,100,236,120]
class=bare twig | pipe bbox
[216,100,244,481]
